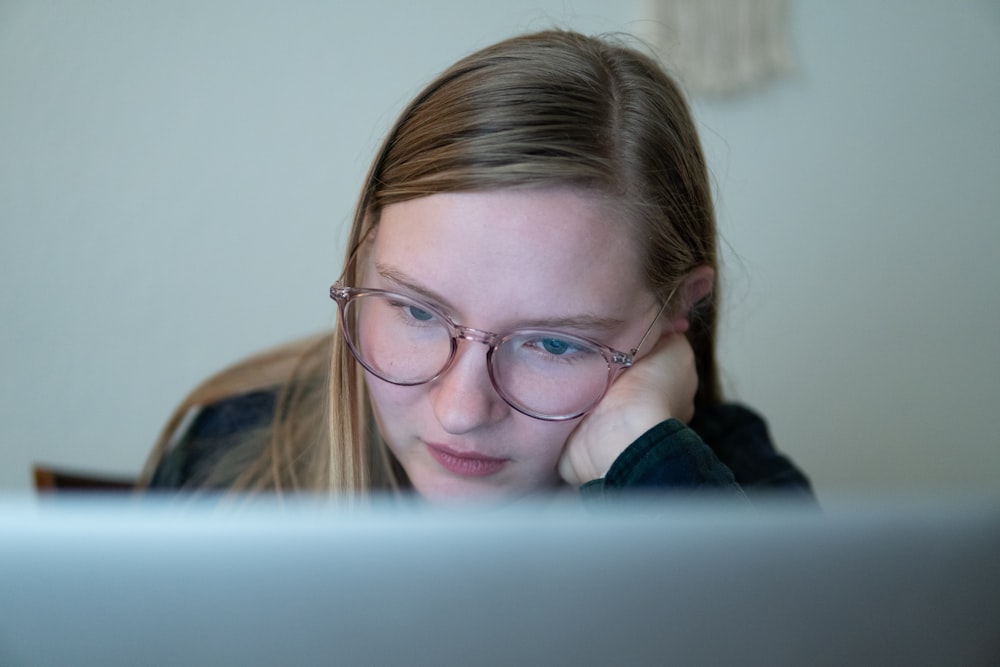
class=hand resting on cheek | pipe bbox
[558,333,699,487]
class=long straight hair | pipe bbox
[140,30,720,497]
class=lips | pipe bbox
[425,442,508,477]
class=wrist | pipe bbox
[565,408,673,482]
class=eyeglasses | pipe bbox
[329,284,665,421]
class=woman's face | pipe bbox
[361,188,657,502]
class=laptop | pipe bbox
[1,495,997,666]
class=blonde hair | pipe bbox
[140,30,720,497]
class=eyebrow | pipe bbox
[374,264,626,332]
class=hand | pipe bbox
[558,333,699,487]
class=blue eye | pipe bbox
[539,338,573,355]
[406,305,434,322]
[385,297,438,325]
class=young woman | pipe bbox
[141,30,811,502]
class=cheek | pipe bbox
[365,377,419,421]
[364,379,424,465]
[519,420,579,465]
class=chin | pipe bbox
[412,477,517,505]
[409,470,564,506]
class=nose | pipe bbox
[429,337,508,434]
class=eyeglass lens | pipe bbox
[342,292,614,419]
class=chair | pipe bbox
[32,464,135,493]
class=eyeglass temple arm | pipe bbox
[628,288,677,357]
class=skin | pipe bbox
[361,188,711,503]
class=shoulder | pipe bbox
[690,402,813,495]
[147,390,278,490]
[183,390,277,439]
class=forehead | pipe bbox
[368,189,649,322]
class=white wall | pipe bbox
[700,1,1000,498]
[2,1,998,499]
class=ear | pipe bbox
[667,265,715,334]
